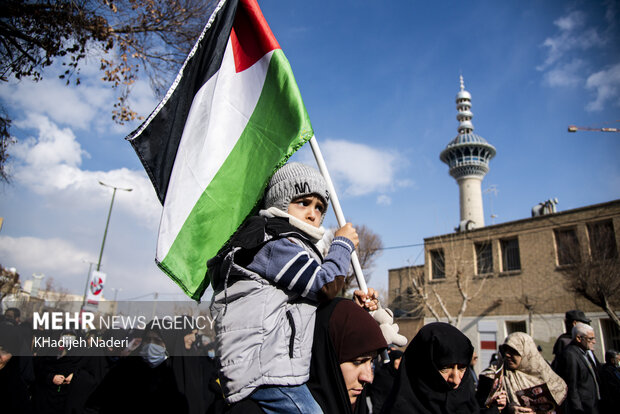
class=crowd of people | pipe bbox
[0,308,221,414]
[2,301,620,413]
[1,162,619,413]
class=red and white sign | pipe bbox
[86,270,106,304]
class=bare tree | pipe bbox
[0,108,14,184]
[403,234,492,328]
[41,276,72,311]
[1,0,214,119]
[558,221,620,329]
[324,224,383,294]
[0,0,216,181]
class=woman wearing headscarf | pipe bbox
[84,322,188,414]
[0,323,33,414]
[159,325,211,414]
[369,349,403,413]
[32,329,86,414]
[381,322,481,414]
[308,297,388,414]
[478,332,567,414]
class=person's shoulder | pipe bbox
[265,235,304,248]
[562,343,583,361]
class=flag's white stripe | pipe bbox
[157,41,274,259]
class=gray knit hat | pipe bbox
[264,162,330,219]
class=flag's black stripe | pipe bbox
[126,0,239,204]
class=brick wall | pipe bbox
[389,200,620,321]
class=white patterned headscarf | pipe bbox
[499,332,567,406]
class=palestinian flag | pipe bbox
[126,0,313,300]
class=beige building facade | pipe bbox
[388,199,620,371]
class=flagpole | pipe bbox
[309,136,368,294]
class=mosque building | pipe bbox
[388,77,620,370]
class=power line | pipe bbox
[376,242,425,251]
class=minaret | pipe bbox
[440,76,496,231]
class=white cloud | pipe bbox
[537,6,619,113]
[542,58,584,87]
[13,114,85,169]
[585,63,620,111]
[0,236,93,278]
[300,139,410,203]
[537,11,604,71]
[555,10,585,31]
[10,114,161,228]
[377,195,392,206]
[0,76,114,131]
[0,50,157,133]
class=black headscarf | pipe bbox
[308,298,387,414]
[159,324,208,414]
[370,349,404,414]
[381,322,479,414]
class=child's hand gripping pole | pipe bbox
[309,136,368,294]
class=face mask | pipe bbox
[140,343,167,367]
[207,350,215,358]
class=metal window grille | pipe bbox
[601,318,620,351]
[430,249,445,279]
[555,228,580,265]
[501,238,521,271]
[475,242,493,274]
[588,220,618,261]
[506,320,527,335]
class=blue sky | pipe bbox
[1,0,619,302]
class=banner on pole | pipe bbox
[86,270,106,305]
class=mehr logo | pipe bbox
[90,275,104,295]
[34,312,96,330]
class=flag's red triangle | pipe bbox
[231,0,281,73]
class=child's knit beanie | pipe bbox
[264,162,330,222]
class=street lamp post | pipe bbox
[96,181,132,272]
[81,181,132,313]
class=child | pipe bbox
[209,162,360,413]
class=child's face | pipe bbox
[287,195,325,228]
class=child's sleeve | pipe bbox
[246,236,354,302]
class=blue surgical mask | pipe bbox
[140,343,167,367]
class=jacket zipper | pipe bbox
[286,310,295,358]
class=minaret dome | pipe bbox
[440,76,496,230]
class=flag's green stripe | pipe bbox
[159,49,313,300]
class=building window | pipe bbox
[554,227,580,266]
[501,238,521,272]
[475,242,493,275]
[587,220,618,261]
[601,318,620,352]
[430,249,445,279]
[506,320,527,335]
